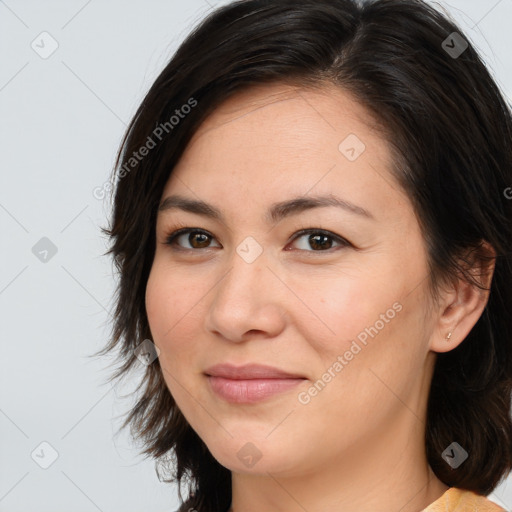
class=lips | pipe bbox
[204,363,304,380]
[204,363,306,404]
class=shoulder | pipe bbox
[423,487,506,512]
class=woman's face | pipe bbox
[146,83,440,476]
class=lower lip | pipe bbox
[207,376,305,403]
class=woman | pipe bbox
[97,0,512,510]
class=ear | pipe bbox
[430,241,496,354]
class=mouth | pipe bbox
[204,363,307,404]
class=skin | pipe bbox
[145,82,493,512]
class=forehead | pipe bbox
[163,82,411,224]
[189,82,385,149]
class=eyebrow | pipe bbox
[158,193,374,224]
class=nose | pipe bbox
[204,247,287,343]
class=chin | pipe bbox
[202,432,302,475]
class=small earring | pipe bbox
[446,331,452,341]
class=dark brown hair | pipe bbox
[96,1,512,510]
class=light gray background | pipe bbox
[1,1,511,511]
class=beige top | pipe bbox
[176,487,508,512]
[422,487,506,512]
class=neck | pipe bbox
[228,414,449,512]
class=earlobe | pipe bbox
[431,281,488,354]
[430,242,496,354]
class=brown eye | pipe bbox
[164,227,351,253]
[307,233,334,250]
[165,229,221,250]
[187,232,211,249]
[289,229,351,252]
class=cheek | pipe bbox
[145,266,201,406]
[286,266,400,356]
[145,267,172,339]
[307,278,429,405]
[288,256,428,385]
[146,263,192,349]
[145,262,209,369]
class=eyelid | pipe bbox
[289,228,352,250]
[164,227,221,251]
[162,224,353,252]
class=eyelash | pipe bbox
[163,222,353,254]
